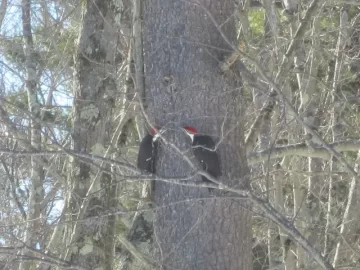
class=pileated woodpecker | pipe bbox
[183,126,221,192]
[137,128,159,173]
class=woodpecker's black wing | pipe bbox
[192,135,221,189]
[137,134,158,173]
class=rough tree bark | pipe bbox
[64,0,118,268]
[143,1,252,269]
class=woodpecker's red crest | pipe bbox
[183,126,198,135]
[150,127,160,136]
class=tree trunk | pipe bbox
[20,1,44,269]
[64,0,118,268]
[143,1,252,269]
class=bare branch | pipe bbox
[195,0,359,180]
[249,192,335,270]
[248,140,360,165]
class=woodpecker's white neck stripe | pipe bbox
[153,133,160,142]
[183,128,195,142]
[187,133,194,142]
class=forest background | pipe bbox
[0,0,360,269]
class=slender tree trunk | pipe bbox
[20,1,44,269]
[331,9,349,266]
[143,1,252,269]
[0,0,7,28]
[64,0,117,268]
